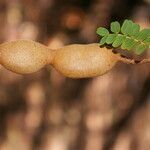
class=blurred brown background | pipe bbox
[0,0,150,150]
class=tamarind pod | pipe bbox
[0,40,53,74]
[0,40,149,78]
[0,41,118,78]
[51,44,118,78]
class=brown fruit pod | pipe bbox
[0,40,149,78]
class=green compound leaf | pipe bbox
[99,35,108,45]
[112,35,125,47]
[111,21,120,33]
[96,27,109,36]
[121,20,133,35]
[135,44,149,55]
[106,34,117,44]
[96,19,150,55]
[136,29,150,41]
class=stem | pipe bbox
[118,55,150,64]
[140,58,150,64]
